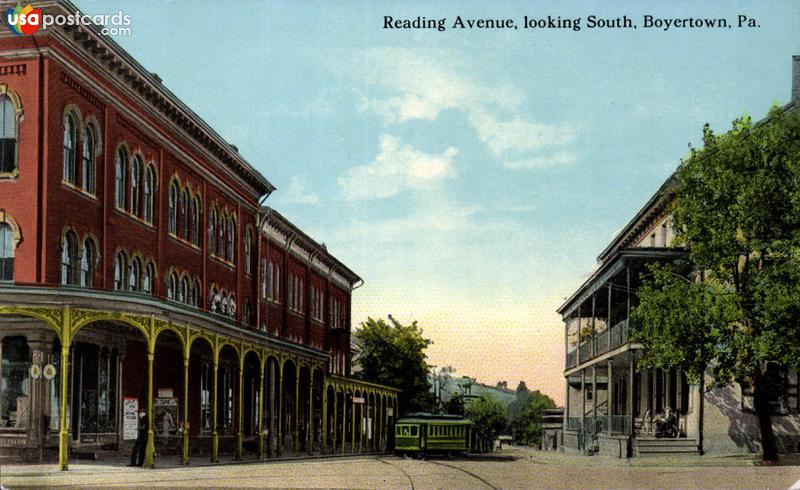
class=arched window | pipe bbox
[208,207,216,256]
[131,155,142,217]
[61,231,77,285]
[179,275,189,303]
[167,271,178,300]
[62,114,77,184]
[113,252,127,290]
[81,126,96,194]
[217,212,226,258]
[0,95,17,173]
[180,187,190,240]
[209,287,218,312]
[168,181,178,235]
[227,217,235,263]
[191,279,200,307]
[143,166,154,224]
[244,229,252,274]
[0,223,13,281]
[142,262,154,295]
[115,147,128,210]
[261,258,268,298]
[273,263,280,302]
[129,257,141,292]
[242,300,251,325]
[80,239,95,287]
[266,260,272,299]
[190,195,200,245]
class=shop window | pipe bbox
[62,113,77,184]
[201,362,212,433]
[0,223,13,281]
[0,95,17,174]
[1,336,29,429]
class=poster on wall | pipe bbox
[153,396,178,437]
[123,397,138,441]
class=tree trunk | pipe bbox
[753,366,779,463]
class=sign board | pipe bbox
[353,397,365,404]
[29,364,42,379]
[123,397,139,440]
[158,389,174,399]
[43,364,56,380]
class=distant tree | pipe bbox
[465,396,507,452]
[631,107,800,463]
[515,381,528,394]
[443,393,465,416]
[507,387,556,445]
[353,317,435,414]
[495,381,508,390]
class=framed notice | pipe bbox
[123,397,138,440]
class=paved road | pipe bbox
[2,448,800,489]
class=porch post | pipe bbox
[58,307,72,471]
[591,296,596,358]
[182,350,190,465]
[341,391,347,454]
[576,306,582,364]
[607,283,612,352]
[294,363,300,452]
[607,360,613,434]
[591,364,597,432]
[563,377,570,432]
[236,357,244,460]
[332,388,338,452]
[321,383,328,453]
[277,359,283,455]
[211,355,219,462]
[144,340,155,468]
[307,373,314,454]
[627,351,635,435]
[580,369,586,450]
[258,359,265,459]
[350,394,356,453]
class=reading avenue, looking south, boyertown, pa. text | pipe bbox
[382,14,761,32]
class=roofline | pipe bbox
[261,207,362,287]
[19,0,275,197]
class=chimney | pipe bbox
[793,55,800,102]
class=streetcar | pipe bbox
[394,413,472,455]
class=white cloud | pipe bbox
[338,134,457,201]
[503,151,578,170]
[283,176,320,205]
[355,48,575,169]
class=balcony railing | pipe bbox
[566,415,632,435]
[566,319,632,368]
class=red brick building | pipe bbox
[0,0,397,469]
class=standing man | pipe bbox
[129,410,148,467]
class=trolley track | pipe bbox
[377,456,500,490]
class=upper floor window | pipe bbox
[190,279,200,307]
[62,114,77,184]
[0,94,17,174]
[180,188,190,241]
[142,262,154,295]
[143,166,155,224]
[129,257,141,292]
[131,156,143,217]
[217,212,226,258]
[208,208,216,256]
[167,271,178,301]
[0,223,13,281]
[179,275,189,303]
[80,239,95,287]
[244,229,252,275]
[81,127,96,195]
[190,196,200,246]
[168,181,178,236]
[113,251,127,290]
[227,216,235,262]
[60,231,78,286]
[115,148,128,210]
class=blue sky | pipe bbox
[77,0,800,402]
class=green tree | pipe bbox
[465,396,507,452]
[631,106,800,462]
[353,317,435,414]
[443,393,465,416]
[507,385,556,445]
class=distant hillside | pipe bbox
[428,374,516,407]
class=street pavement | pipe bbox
[1,446,800,489]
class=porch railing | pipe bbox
[566,349,577,369]
[567,319,632,368]
[577,415,632,435]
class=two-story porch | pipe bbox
[559,249,701,458]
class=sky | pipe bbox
[75,0,800,404]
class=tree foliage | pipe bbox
[353,317,434,414]
[631,106,800,462]
[506,384,556,445]
[465,395,507,450]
